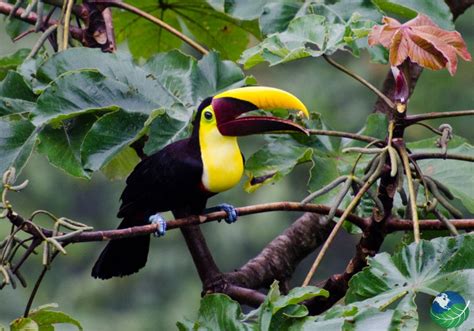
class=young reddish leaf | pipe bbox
[368,14,471,75]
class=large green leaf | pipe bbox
[178,281,327,330]
[207,0,268,20]
[37,115,98,178]
[28,48,251,177]
[28,303,83,331]
[293,234,474,330]
[239,1,383,68]
[113,0,258,61]
[80,110,149,172]
[0,119,37,176]
[346,234,474,330]
[0,71,36,117]
[372,0,454,30]
[408,137,474,213]
[0,49,29,80]
[177,294,250,331]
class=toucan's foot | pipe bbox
[205,203,238,224]
[149,213,167,237]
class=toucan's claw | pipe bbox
[149,213,167,237]
[205,203,238,224]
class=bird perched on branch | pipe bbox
[91,86,309,279]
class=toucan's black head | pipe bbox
[192,86,309,138]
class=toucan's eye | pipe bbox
[204,111,213,120]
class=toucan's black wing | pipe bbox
[118,137,206,219]
[92,137,207,279]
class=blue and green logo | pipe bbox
[430,291,470,329]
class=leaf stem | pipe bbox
[322,55,395,110]
[397,145,420,243]
[23,250,60,317]
[302,167,382,286]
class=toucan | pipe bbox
[91,86,309,279]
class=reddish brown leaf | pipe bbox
[369,14,471,76]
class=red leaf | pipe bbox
[368,14,471,76]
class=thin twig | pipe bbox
[405,110,474,124]
[62,0,74,50]
[433,209,459,236]
[302,166,383,286]
[23,250,60,317]
[411,153,474,162]
[308,129,382,145]
[26,24,58,60]
[410,122,443,135]
[323,55,396,110]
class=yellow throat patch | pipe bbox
[199,105,244,193]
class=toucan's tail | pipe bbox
[91,217,150,279]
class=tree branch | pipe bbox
[225,212,335,290]
[405,110,474,124]
[0,1,84,41]
[323,55,395,110]
[411,153,474,162]
[308,129,383,145]
[6,202,368,244]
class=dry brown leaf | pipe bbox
[368,14,471,75]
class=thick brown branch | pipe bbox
[225,213,334,290]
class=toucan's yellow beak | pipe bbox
[214,86,309,118]
[211,86,309,136]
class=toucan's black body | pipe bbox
[92,101,215,279]
[91,87,309,280]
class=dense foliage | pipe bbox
[0,0,473,330]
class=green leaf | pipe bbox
[240,1,383,68]
[345,234,474,329]
[244,134,313,192]
[37,115,97,178]
[0,71,36,117]
[101,146,141,181]
[408,137,474,212]
[259,1,302,35]
[372,0,454,30]
[113,0,257,61]
[0,49,30,80]
[346,113,388,147]
[0,119,37,176]
[28,305,83,331]
[207,0,268,20]
[26,48,251,178]
[81,110,149,172]
[193,294,250,331]
[10,318,38,331]
[33,69,163,126]
[272,286,329,313]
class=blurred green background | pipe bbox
[0,9,472,331]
